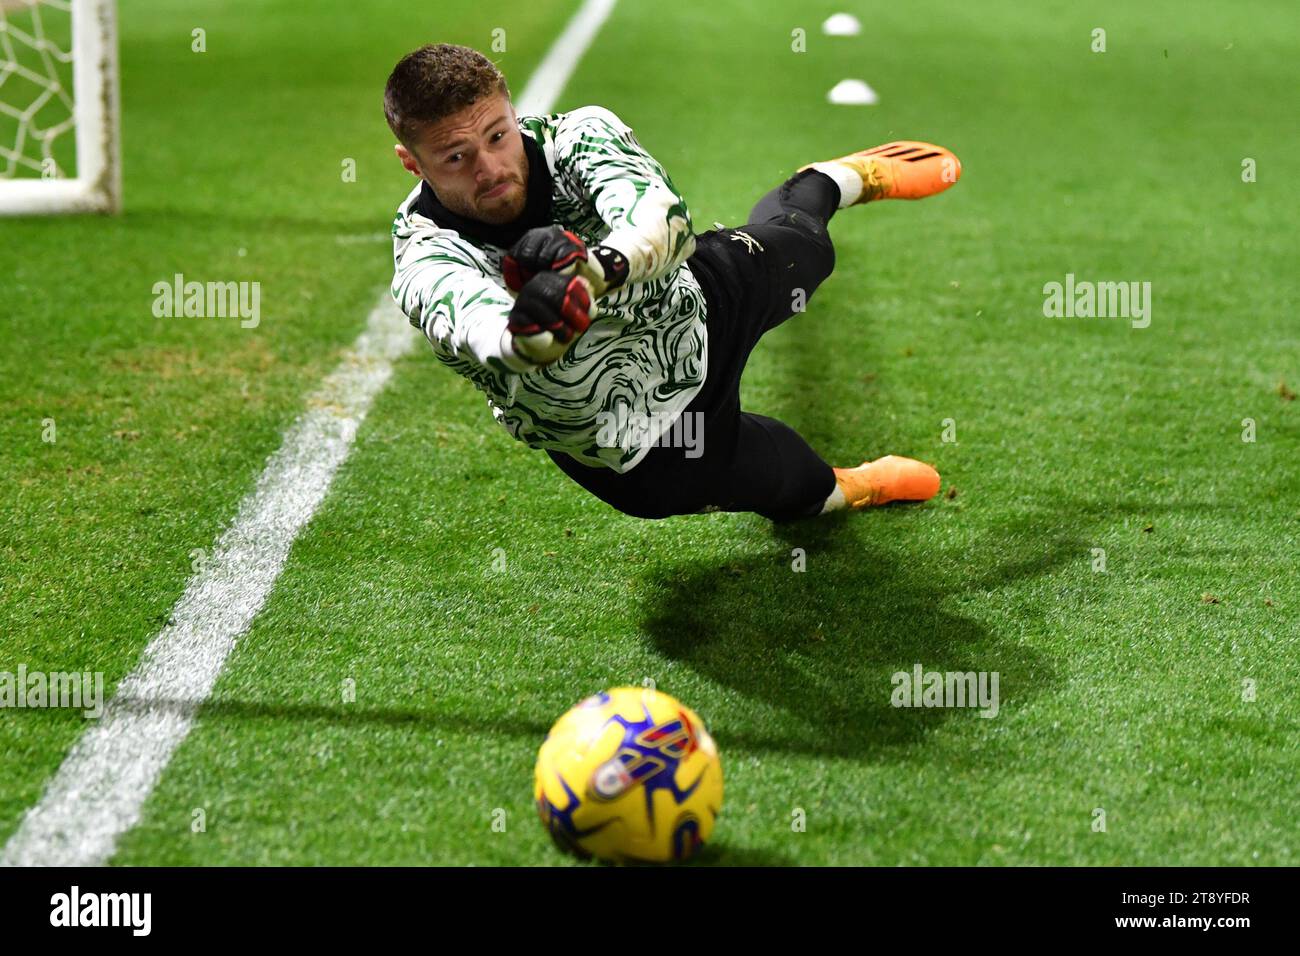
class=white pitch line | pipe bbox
[515,0,618,116]
[2,0,620,867]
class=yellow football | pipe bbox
[534,686,724,863]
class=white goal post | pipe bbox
[0,0,120,214]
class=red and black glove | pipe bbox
[502,226,629,298]
[505,270,594,367]
[502,226,588,293]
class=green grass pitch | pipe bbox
[1,0,1297,865]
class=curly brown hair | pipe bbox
[383,44,510,145]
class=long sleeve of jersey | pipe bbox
[552,105,696,286]
[391,235,532,375]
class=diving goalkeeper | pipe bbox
[385,44,961,521]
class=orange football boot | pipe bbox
[833,455,941,508]
[801,141,962,203]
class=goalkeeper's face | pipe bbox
[396,93,528,225]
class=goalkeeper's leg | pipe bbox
[708,413,942,520]
[684,167,841,348]
[545,403,939,521]
[711,137,962,341]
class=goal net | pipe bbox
[0,0,119,214]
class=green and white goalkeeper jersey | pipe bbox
[391,105,709,473]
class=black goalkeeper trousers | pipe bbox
[547,169,840,522]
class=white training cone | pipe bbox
[822,13,862,36]
[827,78,878,105]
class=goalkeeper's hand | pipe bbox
[502,270,595,367]
[502,226,629,299]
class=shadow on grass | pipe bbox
[642,508,1075,761]
[688,842,798,867]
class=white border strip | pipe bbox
[1,0,618,868]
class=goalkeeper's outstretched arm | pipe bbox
[393,238,534,373]
[553,105,697,289]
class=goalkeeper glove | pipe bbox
[502,225,629,299]
[502,270,595,367]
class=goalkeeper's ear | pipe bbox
[395,143,422,179]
